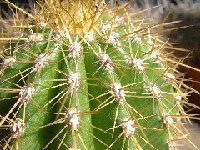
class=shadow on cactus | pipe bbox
[0,0,199,149]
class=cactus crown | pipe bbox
[0,0,199,149]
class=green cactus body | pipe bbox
[0,0,197,150]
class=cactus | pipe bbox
[0,0,199,149]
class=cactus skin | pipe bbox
[0,0,198,150]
